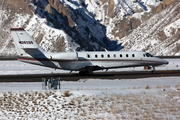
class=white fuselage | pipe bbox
[17,51,168,71]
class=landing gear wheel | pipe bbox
[79,71,89,76]
[151,70,155,74]
[79,67,94,76]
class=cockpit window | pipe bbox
[145,53,153,57]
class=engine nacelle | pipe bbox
[51,52,78,60]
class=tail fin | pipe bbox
[10,28,44,56]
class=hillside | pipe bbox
[0,0,179,55]
[119,0,180,56]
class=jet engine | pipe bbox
[51,52,78,60]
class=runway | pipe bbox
[0,70,180,82]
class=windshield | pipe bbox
[145,53,153,57]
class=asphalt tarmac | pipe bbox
[0,70,180,82]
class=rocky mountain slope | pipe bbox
[119,0,180,56]
[0,0,179,55]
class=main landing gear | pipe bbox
[79,71,90,76]
[79,67,94,76]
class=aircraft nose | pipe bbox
[163,59,169,65]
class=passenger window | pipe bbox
[120,54,122,57]
[95,54,98,58]
[87,54,90,58]
[126,54,128,57]
[101,54,104,58]
[132,54,135,57]
[114,54,116,58]
[107,54,110,58]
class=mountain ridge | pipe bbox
[0,0,179,56]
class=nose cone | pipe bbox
[163,59,169,65]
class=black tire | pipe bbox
[79,71,89,76]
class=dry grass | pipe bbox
[175,85,180,90]
[0,88,180,119]
[155,86,162,89]
[145,85,150,89]
[164,85,170,88]
[63,91,70,97]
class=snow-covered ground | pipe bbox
[0,77,180,119]
[0,59,180,119]
[0,58,179,75]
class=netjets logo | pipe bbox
[19,41,33,44]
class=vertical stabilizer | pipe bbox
[10,28,44,56]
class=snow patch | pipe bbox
[164,19,180,37]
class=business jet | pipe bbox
[10,28,169,75]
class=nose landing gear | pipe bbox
[151,66,155,74]
[144,66,156,74]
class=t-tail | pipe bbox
[10,28,77,69]
[10,28,45,58]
